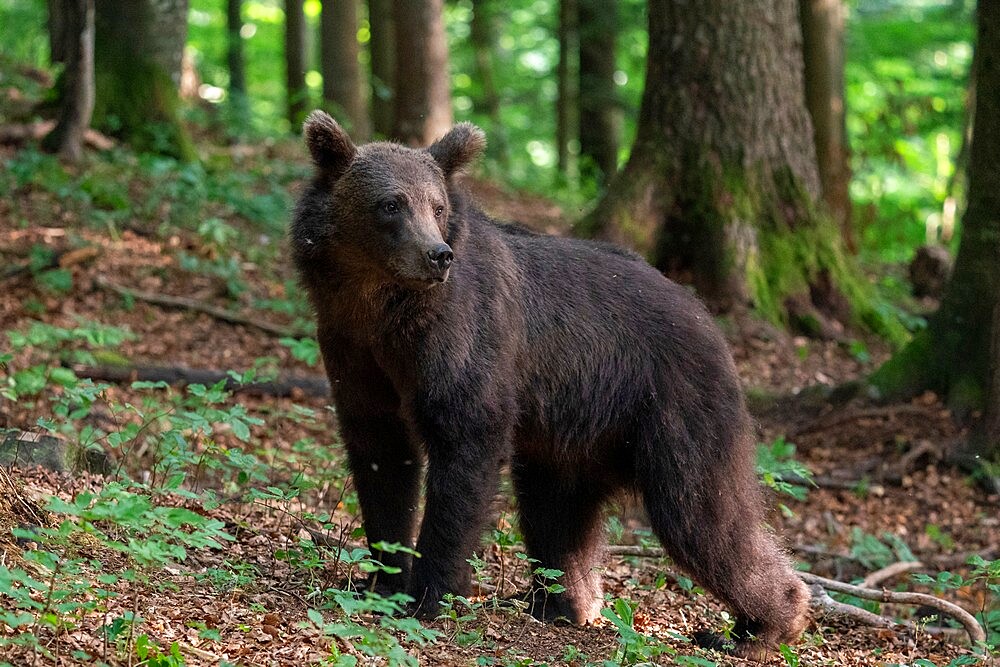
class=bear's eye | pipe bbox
[383,201,400,215]
[434,205,445,218]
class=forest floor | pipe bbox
[0,134,998,667]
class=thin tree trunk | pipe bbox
[470,0,506,164]
[392,0,453,146]
[557,0,578,176]
[43,0,95,163]
[578,0,619,185]
[321,0,367,139]
[47,0,68,64]
[368,0,395,138]
[800,0,854,251]
[582,0,890,339]
[227,0,248,126]
[93,0,194,159]
[871,0,1000,419]
[285,0,309,130]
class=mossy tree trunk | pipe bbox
[582,0,886,336]
[93,0,195,160]
[871,0,1000,426]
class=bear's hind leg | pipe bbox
[512,463,607,625]
[636,425,809,659]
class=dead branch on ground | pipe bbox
[95,276,310,339]
[798,571,985,644]
[71,363,330,398]
[606,545,988,644]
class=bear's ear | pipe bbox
[427,122,486,178]
[303,110,357,181]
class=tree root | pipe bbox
[95,276,310,339]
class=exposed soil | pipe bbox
[0,143,997,667]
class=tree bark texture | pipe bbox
[368,0,395,138]
[321,0,368,139]
[800,0,854,251]
[285,0,309,129]
[93,0,194,159]
[582,0,885,335]
[392,0,453,145]
[43,0,95,163]
[556,0,578,175]
[872,0,1000,418]
[578,0,619,184]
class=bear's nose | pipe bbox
[427,243,454,271]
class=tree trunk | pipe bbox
[321,0,368,139]
[800,0,854,252]
[368,0,395,138]
[93,0,194,160]
[285,0,309,130]
[578,0,619,185]
[581,0,890,337]
[392,0,452,146]
[470,0,506,163]
[47,0,68,64]
[227,0,248,125]
[980,296,1000,460]
[556,0,578,176]
[871,0,1000,419]
[43,0,95,163]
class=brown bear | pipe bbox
[290,110,809,659]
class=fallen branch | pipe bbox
[807,584,966,640]
[798,571,985,644]
[71,364,330,398]
[95,276,310,339]
[605,546,986,644]
[862,561,926,588]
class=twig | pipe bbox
[862,561,926,588]
[798,571,985,644]
[95,276,310,338]
[71,363,330,398]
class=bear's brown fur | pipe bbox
[290,110,809,658]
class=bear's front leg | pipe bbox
[408,435,504,617]
[339,411,423,594]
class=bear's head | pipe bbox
[292,110,486,291]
